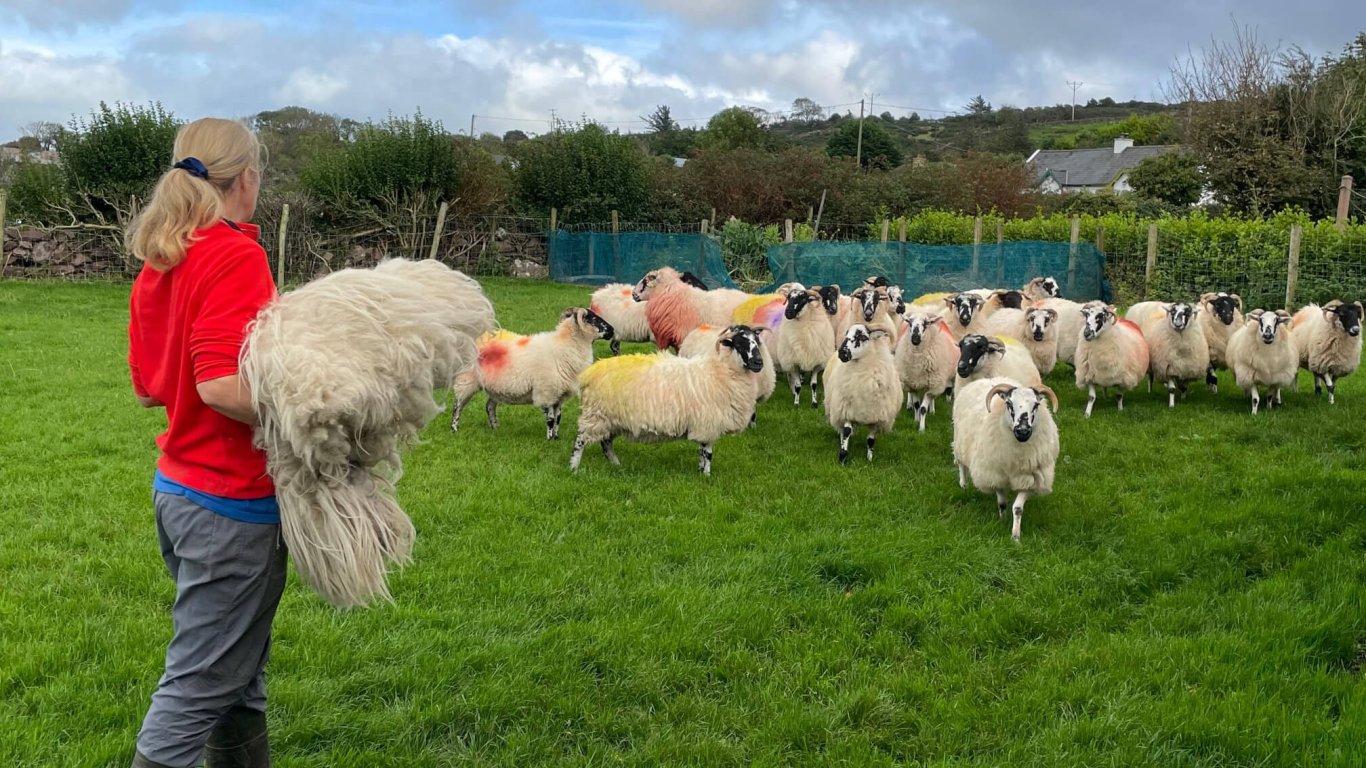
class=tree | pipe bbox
[826,119,903,169]
[791,97,824,123]
[704,107,766,151]
[252,106,351,187]
[21,121,63,151]
[1098,96,1117,107]
[642,105,677,135]
[511,122,649,223]
[965,95,993,115]
[1127,152,1205,206]
[56,101,180,224]
[880,111,894,122]
[502,130,529,145]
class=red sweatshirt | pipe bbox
[128,220,277,498]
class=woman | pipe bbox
[126,118,283,768]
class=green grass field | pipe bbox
[2,278,1365,767]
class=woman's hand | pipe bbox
[136,394,164,408]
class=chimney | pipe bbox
[1113,134,1134,154]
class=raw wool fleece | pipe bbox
[1074,314,1149,392]
[982,307,1059,375]
[590,283,651,344]
[1227,313,1299,393]
[451,308,604,434]
[680,324,777,406]
[1292,302,1363,378]
[240,258,496,608]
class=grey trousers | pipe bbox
[135,491,288,768]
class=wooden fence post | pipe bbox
[710,208,717,230]
[1067,216,1080,296]
[1286,224,1302,311]
[0,189,8,278]
[611,210,621,279]
[898,220,907,243]
[784,219,794,244]
[427,201,448,262]
[880,219,890,244]
[276,204,289,286]
[898,218,909,285]
[700,219,709,235]
[995,220,1006,285]
[1144,224,1158,300]
[1337,175,1353,231]
[550,207,557,231]
[971,216,983,282]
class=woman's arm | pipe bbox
[196,374,257,425]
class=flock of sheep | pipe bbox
[450,266,1363,541]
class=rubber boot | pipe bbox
[131,751,176,768]
[203,706,270,768]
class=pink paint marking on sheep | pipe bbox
[645,286,703,351]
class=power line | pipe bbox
[871,102,959,115]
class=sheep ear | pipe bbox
[926,313,943,325]
[1044,308,1058,321]
[985,384,1016,411]
[1034,386,1060,412]
[1275,309,1292,320]
[869,328,891,341]
[1231,293,1243,308]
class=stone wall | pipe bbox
[2,228,129,278]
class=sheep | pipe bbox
[955,334,1044,389]
[982,306,1060,376]
[588,283,650,355]
[679,323,777,424]
[1128,302,1210,407]
[942,292,987,341]
[837,283,903,341]
[1074,302,1150,417]
[1291,300,1363,405]
[1022,276,1062,302]
[1034,298,1086,365]
[772,286,839,407]
[952,378,1060,542]
[894,311,960,431]
[1226,309,1298,415]
[240,258,497,607]
[570,325,765,475]
[632,267,752,351]
[1198,292,1244,393]
[823,324,902,463]
[451,307,614,440]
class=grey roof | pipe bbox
[1029,145,1178,187]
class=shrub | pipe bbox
[3,161,69,224]
[511,123,649,224]
[715,218,781,286]
[56,101,180,223]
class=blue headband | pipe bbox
[173,157,209,180]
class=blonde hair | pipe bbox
[125,118,263,270]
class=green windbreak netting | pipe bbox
[765,240,1110,301]
[548,231,738,289]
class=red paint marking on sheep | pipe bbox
[479,343,509,373]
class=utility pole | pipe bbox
[1067,81,1083,121]
[549,108,558,130]
[855,97,865,170]
[469,114,476,138]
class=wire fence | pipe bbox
[3,203,1364,312]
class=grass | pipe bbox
[3,278,1366,767]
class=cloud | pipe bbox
[0,41,143,129]
[0,0,176,31]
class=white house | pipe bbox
[1027,136,1178,194]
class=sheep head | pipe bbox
[784,288,820,320]
[716,325,765,373]
[1162,302,1197,332]
[1080,302,1117,341]
[1025,307,1057,341]
[957,334,1006,378]
[986,383,1059,443]
[565,307,615,342]
[904,313,943,346]
[1249,309,1292,344]
[946,293,984,328]
[838,324,891,363]
[1202,292,1242,325]
[1323,300,1363,338]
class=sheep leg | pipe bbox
[450,389,477,432]
[698,442,713,476]
[1085,384,1097,418]
[1326,373,1336,405]
[554,406,564,438]
[601,437,620,465]
[866,428,876,462]
[1011,491,1029,543]
[810,369,821,408]
[485,398,499,429]
[1313,373,1323,396]
[945,383,955,402]
[1206,365,1218,394]
[569,436,587,471]
[543,407,556,440]
[906,390,916,412]
[996,491,1008,519]
[919,393,933,432]
[1250,385,1260,415]
[1274,386,1283,408]
[1117,391,1124,411]
[788,371,803,406]
[957,462,967,489]
[1167,380,1177,409]
[928,395,937,415]
[1147,372,1153,393]
[1178,380,1189,400]
[609,339,621,356]
[839,423,853,464]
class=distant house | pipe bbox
[0,147,60,165]
[1027,136,1177,194]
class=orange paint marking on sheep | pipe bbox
[517,337,531,347]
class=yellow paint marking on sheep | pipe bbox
[731,295,775,324]
[478,329,521,346]
[580,353,660,391]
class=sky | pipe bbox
[1,0,1361,140]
